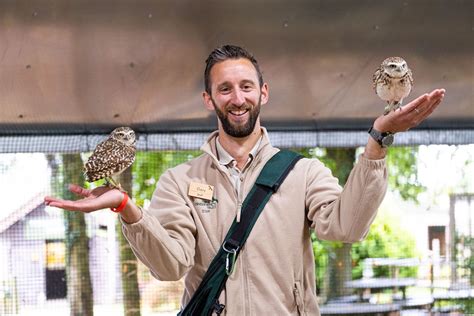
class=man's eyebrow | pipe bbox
[241,79,256,85]
[216,82,231,89]
[216,79,256,89]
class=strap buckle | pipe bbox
[222,240,239,276]
[213,299,225,315]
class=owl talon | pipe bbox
[105,179,127,194]
[115,184,128,194]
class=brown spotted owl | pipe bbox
[373,57,414,115]
[84,127,136,188]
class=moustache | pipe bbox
[225,104,252,112]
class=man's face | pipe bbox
[203,58,268,138]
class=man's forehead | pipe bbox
[210,58,259,85]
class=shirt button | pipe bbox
[240,177,244,182]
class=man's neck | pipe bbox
[218,127,262,170]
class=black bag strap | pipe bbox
[178,150,302,315]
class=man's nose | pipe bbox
[230,89,246,106]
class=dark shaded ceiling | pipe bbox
[0,0,472,136]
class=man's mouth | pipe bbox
[229,109,249,117]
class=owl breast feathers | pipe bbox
[84,134,136,182]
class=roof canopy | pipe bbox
[0,0,472,140]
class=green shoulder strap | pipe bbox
[179,150,303,316]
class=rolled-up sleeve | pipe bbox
[306,155,387,242]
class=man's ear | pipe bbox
[260,83,269,105]
[203,91,215,110]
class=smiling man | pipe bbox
[45,45,445,315]
[202,47,269,171]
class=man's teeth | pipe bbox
[230,110,249,116]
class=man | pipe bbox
[45,45,445,315]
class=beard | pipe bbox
[212,97,261,138]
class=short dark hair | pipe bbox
[204,44,263,94]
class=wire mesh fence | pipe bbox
[0,132,472,315]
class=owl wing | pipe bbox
[84,139,136,182]
[372,67,383,91]
[407,68,414,86]
[109,145,136,176]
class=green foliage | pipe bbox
[132,151,201,206]
[462,298,474,314]
[301,146,426,203]
[454,234,474,286]
[295,146,421,291]
[351,213,418,279]
[296,147,354,293]
[386,147,425,203]
[311,233,331,292]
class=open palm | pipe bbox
[44,184,123,213]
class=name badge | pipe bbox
[188,182,214,201]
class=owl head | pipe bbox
[381,57,409,78]
[110,127,136,146]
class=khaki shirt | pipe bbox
[122,128,388,315]
[215,136,262,222]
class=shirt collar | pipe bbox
[216,135,263,167]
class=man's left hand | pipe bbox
[363,88,445,159]
[374,88,445,133]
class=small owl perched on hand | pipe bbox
[373,57,414,115]
[84,127,136,191]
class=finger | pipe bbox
[426,89,445,105]
[44,197,70,206]
[46,198,99,212]
[44,196,65,204]
[69,184,91,197]
[424,98,442,117]
[405,94,429,112]
[90,185,114,197]
[44,197,83,211]
[413,96,443,124]
[406,88,445,113]
[430,88,446,97]
[411,88,444,116]
[423,91,445,113]
[45,187,119,212]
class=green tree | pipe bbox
[117,168,141,316]
[62,154,94,316]
[351,213,418,279]
[297,148,355,298]
[131,150,200,310]
[348,147,424,281]
[324,149,356,298]
[386,147,425,202]
[299,146,424,298]
[133,151,201,207]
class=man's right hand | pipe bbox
[44,184,143,223]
